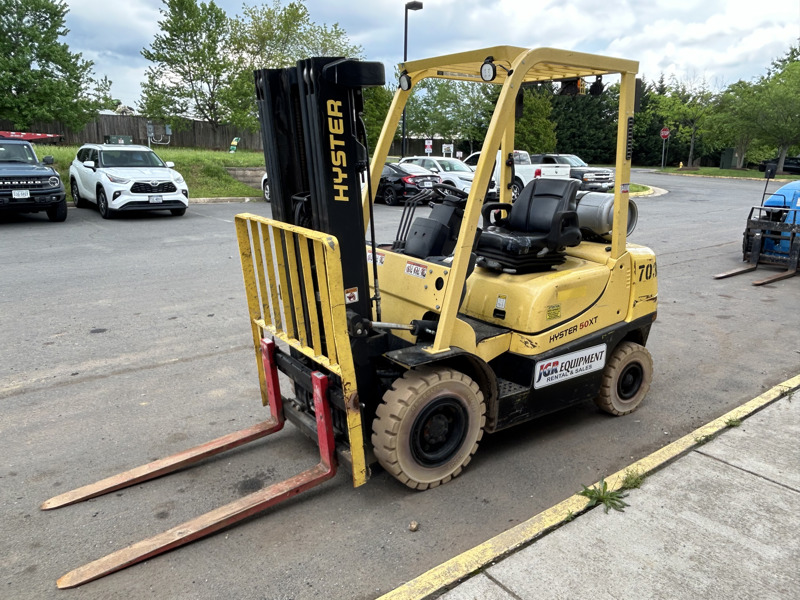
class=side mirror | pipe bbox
[43,155,54,165]
[765,165,776,179]
[83,160,95,169]
[166,161,175,168]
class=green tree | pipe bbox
[750,60,800,172]
[514,86,557,154]
[655,76,714,166]
[226,1,362,131]
[139,0,235,129]
[768,40,799,76]
[705,80,759,168]
[451,81,495,155]
[631,77,672,167]
[551,85,618,163]
[362,84,395,151]
[0,0,112,130]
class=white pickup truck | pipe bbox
[464,149,570,200]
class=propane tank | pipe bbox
[575,192,638,237]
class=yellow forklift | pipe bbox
[43,46,657,587]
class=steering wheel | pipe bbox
[432,182,469,202]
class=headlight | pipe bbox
[105,173,130,184]
[48,176,60,187]
[173,173,185,184]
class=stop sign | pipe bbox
[660,127,670,140]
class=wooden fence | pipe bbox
[0,114,264,151]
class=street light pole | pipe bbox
[402,1,423,158]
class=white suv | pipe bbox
[69,144,189,218]
[398,156,477,193]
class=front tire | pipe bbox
[71,179,87,208]
[594,342,653,415]
[372,367,486,490]
[170,208,186,216]
[46,198,68,222]
[97,189,114,219]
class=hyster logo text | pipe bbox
[327,100,348,202]
[533,344,607,389]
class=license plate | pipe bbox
[422,181,432,188]
[149,195,163,204]
[12,190,30,199]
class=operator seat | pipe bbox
[476,178,581,272]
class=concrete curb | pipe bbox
[631,185,667,198]
[191,196,263,204]
[378,373,800,600]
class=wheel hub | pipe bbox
[618,363,643,400]
[410,397,468,468]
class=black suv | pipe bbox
[758,156,800,175]
[0,139,67,221]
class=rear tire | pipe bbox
[263,179,270,202]
[383,186,398,206]
[170,208,186,216]
[594,342,653,415]
[372,367,485,490]
[511,178,524,201]
[46,198,67,222]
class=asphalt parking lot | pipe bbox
[1,172,798,599]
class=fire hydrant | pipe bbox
[679,161,683,169]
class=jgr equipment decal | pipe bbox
[533,344,607,389]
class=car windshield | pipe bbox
[562,155,589,167]
[436,159,471,173]
[100,150,166,168]
[0,143,37,164]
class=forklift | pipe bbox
[43,47,657,587]
[714,169,800,285]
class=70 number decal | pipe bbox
[638,262,657,281]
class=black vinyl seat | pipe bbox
[476,178,581,272]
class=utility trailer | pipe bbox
[43,47,657,587]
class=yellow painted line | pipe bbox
[378,373,800,600]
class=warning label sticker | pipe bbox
[404,261,427,279]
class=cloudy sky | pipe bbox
[63,0,799,107]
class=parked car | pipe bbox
[758,156,800,174]
[376,163,440,205]
[0,139,67,222]
[69,144,189,219]
[529,153,614,192]
[463,150,569,199]
[261,172,270,202]
[398,156,479,194]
